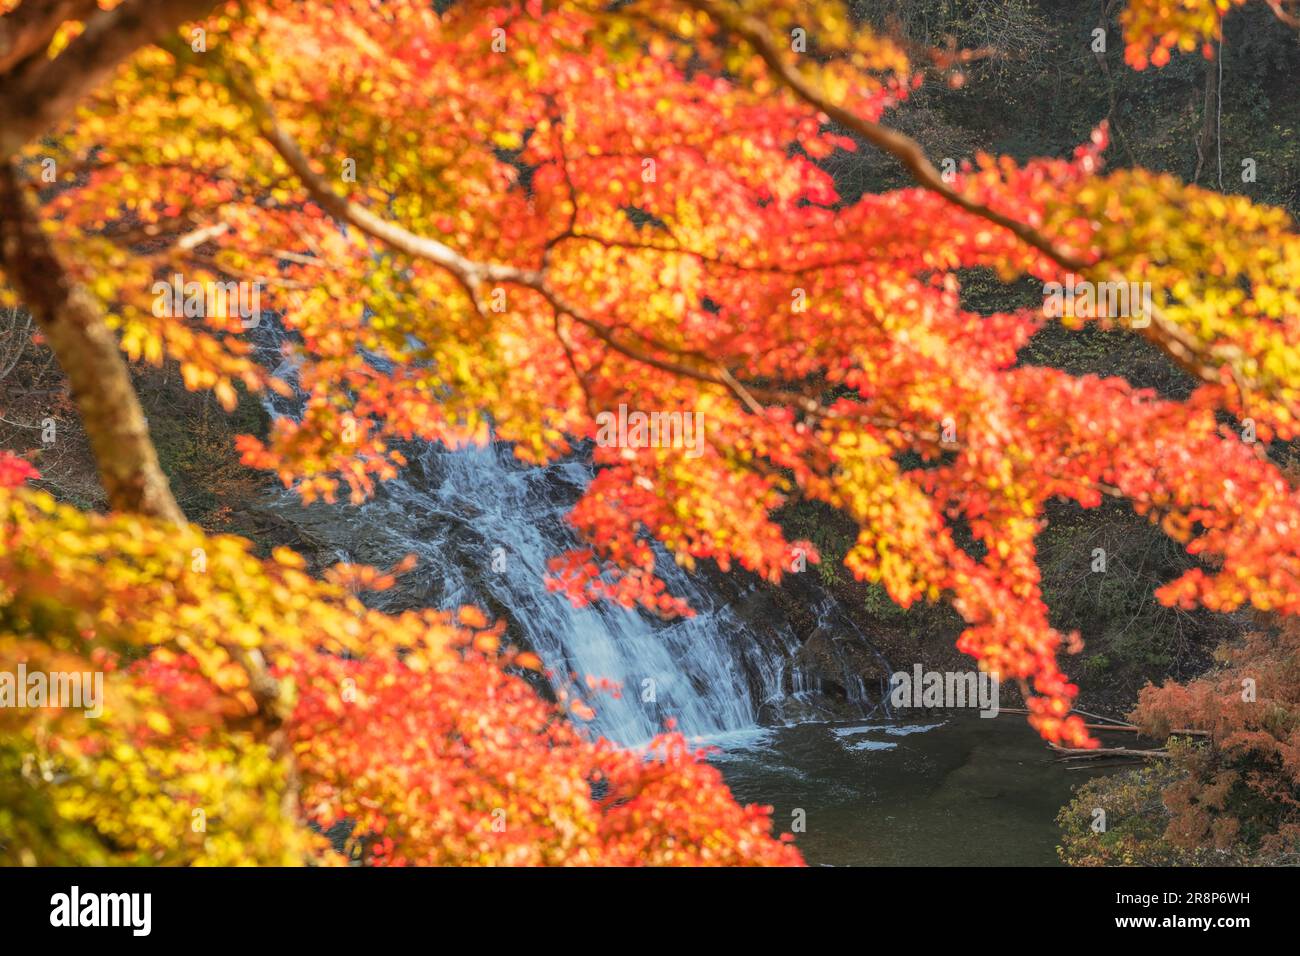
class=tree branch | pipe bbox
[221,58,1150,512]
[0,0,97,74]
[0,0,217,157]
[683,0,1238,393]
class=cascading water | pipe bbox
[268,440,877,746]
[252,322,881,747]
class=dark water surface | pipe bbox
[711,716,1097,866]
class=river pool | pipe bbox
[710,715,1101,866]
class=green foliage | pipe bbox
[1057,753,1221,866]
[1036,500,1234,698]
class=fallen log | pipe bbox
[997,707,1209,737]
[1050,744,1170,760]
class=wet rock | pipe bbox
[796,626,889,696]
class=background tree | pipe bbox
[1058,618,1300,865]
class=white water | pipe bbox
[255,328,881,746]
[278,441,861,745]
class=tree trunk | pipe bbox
[1193,46,1220,185]
[0,160,185,524]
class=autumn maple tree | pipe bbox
[1,0,1299,865]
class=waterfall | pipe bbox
[252,324,879,747]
